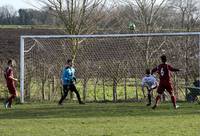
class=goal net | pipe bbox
[20,32,200,103]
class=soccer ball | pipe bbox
[128,22,136,31]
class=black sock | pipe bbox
[148,94,151,104]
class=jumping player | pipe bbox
[151,55,180,109]
[4,59,18,108]
[142,69,157,106]
[58,59,84,105]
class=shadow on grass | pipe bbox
[0,102,199,119]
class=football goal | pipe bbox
[20,32,200,103]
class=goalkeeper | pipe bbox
[141,69,157,106]
[58,59,84,105]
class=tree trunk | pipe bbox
[51,76,55,100]
[174,74,179,100]
[25,79,31,101]
[124,78,127,101]
[48,76,55,101]
[41,80,46,100]
[134,77,138,101]
[25,70,32,100]
[83,78,87,102]
[103,78,106,101]
[185,38,189,97]
[93,78,98,101]
[48,81,51,101]
[113,77,117,102]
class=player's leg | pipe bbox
[7,94,16,108]
[142,87,146,98]
[5,86,17,108]
[152,85,164,109]
[70,84,84,104]
[146,89,152,106]
[147,84,157,106]
[4,92,9,108]
[58,85,69,105]
[166,83,178,109]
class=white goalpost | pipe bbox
[20,32,200,103]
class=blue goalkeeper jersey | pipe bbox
[61,67,76,85]
[141,75,157,88]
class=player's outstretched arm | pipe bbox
[151,67,157,75]
[168,65,180,72]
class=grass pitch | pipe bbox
[0,102,200,136]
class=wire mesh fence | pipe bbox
[21,33,200,102]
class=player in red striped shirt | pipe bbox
[4,59,18,108]
[151,55,180,109]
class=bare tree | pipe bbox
[118,0,167,68]
[36,0,108,60]
[167,0,200,96]
[32,0,111,101]
[0,5,17,24]
[167,0,200,31]
[120,0,167,32]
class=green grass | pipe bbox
[0,102,200,136]
[28,78,150,101]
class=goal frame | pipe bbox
[20,32,200,103]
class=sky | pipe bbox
[0,0,166,10]
[0,0,41,10]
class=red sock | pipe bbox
[155,95,161,105]
[171,96,176,108]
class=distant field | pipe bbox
[0,102,200,136]
[0,25,61,29]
